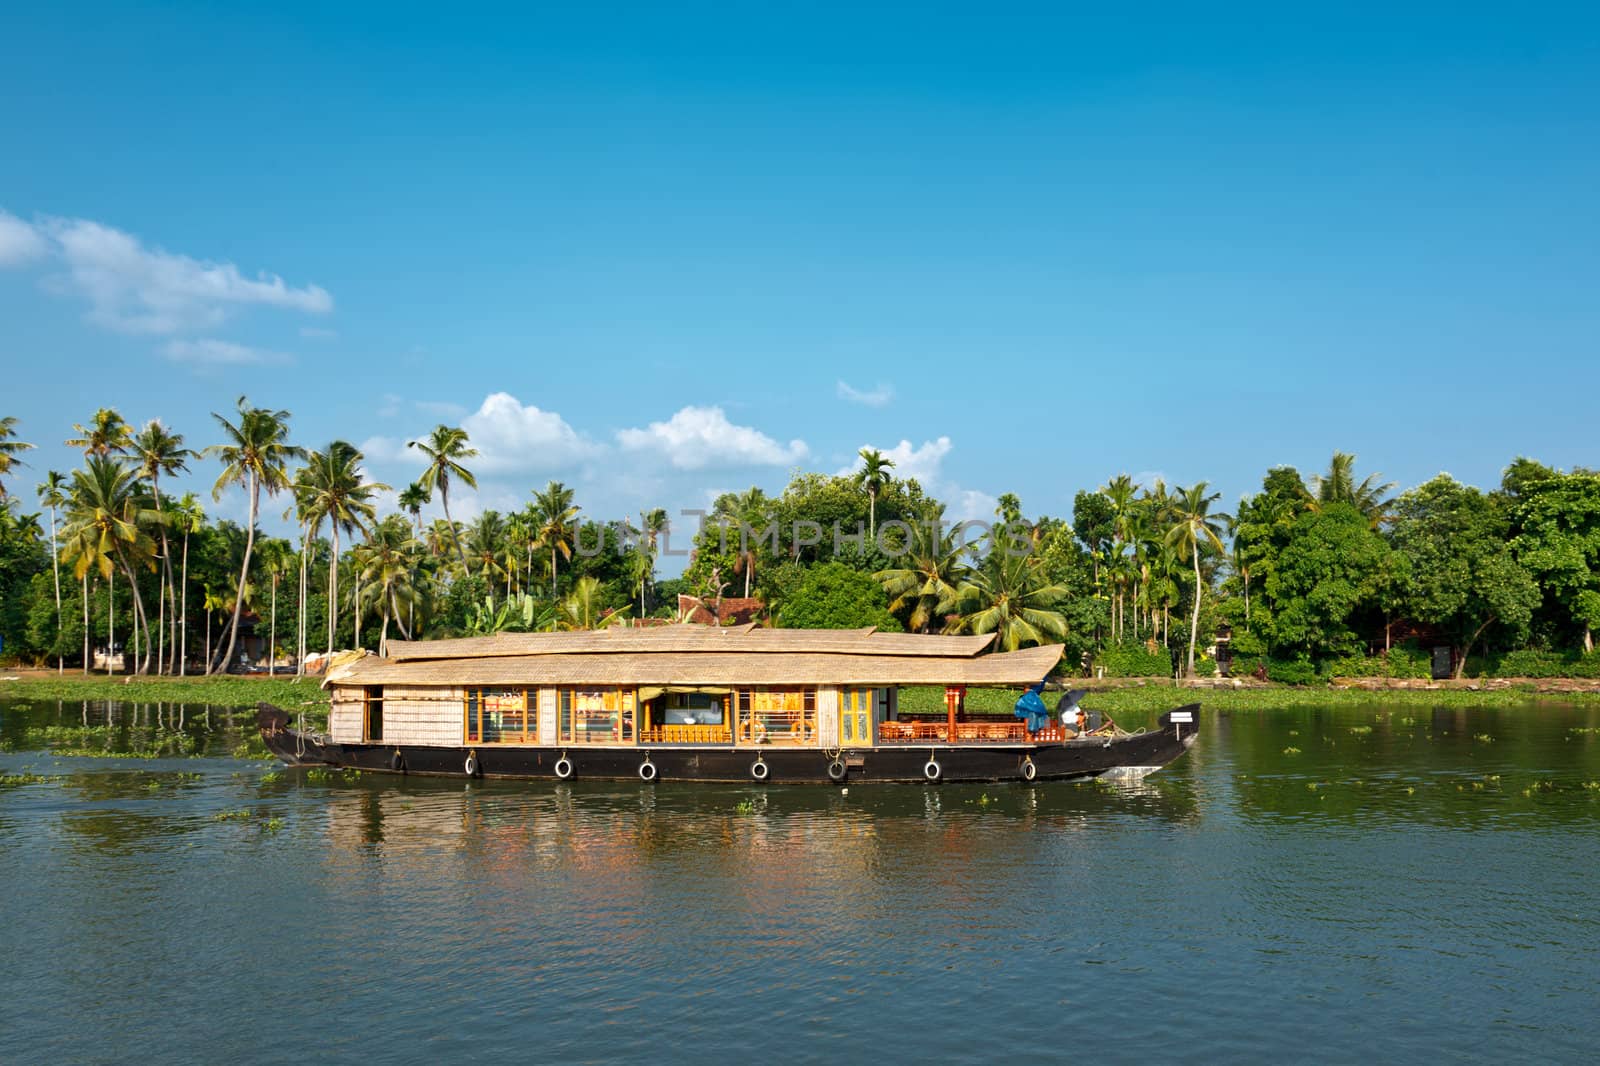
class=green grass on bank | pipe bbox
[6,674,1597,728]
[898,683,1600,722]
[0,674,328,711]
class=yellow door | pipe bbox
[841,689,872,747]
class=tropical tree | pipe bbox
[0,416,35,497]
[557,575,628,630]
[36,470,67,671]
[398,482,429,534]
[409,425,477,570]
[295,441,385,656]
[65,408,134,457]
[170,493,204,675]
[533,480,580,595]
[131,419,193,673]
[947,551,1069,651]
[60,456,159,673]
[875,509,975,633]
[854,448,895,539]
[357,518,420,655]
[1309,451,1395,528]
[1165,482,1228,677]
[257,538,296,674]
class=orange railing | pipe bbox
[878,720,1038,743]
[639,724,733,744]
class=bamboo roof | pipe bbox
[330,642,1063,689]
[382,626,998,662]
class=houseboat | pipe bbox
[258,625,1200,784]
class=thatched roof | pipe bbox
[334,627,1062,688]
[382,626,997,662]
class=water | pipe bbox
[3,699,1599,1064]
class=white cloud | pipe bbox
[162,338,290,367]
[460,392,597,473]
[617,406,809,470]
[357,435,411,464]
[1,205,332,335]
[0,210,46,266]
[377,393,403,418]
[836,380,894,407]
[837,437,952,486]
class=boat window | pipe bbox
[661,693,726,726]
[737,687,817,745]
[558,687,636,744]
[464,688,536,743]
[365,687,383,742]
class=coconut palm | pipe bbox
[532,480,580,595]
[59,456,159,673]
[947,552,1069,651]
[853,448,896,540]
[1165,482,1229,678]
[465,510,508,585]
[132,420,194,673]
[256,538,295,675]
[169,493,204,675]
[357,518,420,655]
[398,482,430,535]
[0,416,35,497]
[295,441,385,657]
[1310,451,1395,528]
[205,398,303,674]
[36,470,67,672]
[65,408,134,457]
[875,508,975,633]
[409,425,477,570]
[557,575,629,631]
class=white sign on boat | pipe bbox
[1170,711,1194,723]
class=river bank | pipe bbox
[6,671,1600,724]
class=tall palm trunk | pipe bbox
[551,544,559,596]
[107,570,115,676]
[47,503,62,674]
[268,572,278,677]
[1187,543,1202,678]
[81,574,89,675]
[441,487,469,573]
[179,528,190,676]
[212,472,259,674]
[295,531,309,678]
[327,526,340,656]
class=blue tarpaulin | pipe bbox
[1013,680,1051,733]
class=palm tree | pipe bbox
[557,575,629,631]
[59,456,159,673]
[1101,475,1137,641]
[170,493,204,675]
[36,470,67,673]
[258,538,295,675]
[637,508,667,613]
[854,448,895,539]
[465,510,508,586]
[357,519,420,655]
[875,508,975,633]
[295,441,385,656]
[1165,482,1229,678]
[205,398,304,674]
[1310,451,1395,528]
[947,552,1069,651]
[398,482,430,535]
[409,425,477,570]
[532,480,580,595]
[65,408,133,457]
[0,416,35,497]
[132,420,194,673]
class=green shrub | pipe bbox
[1488,649,1600,678]
[1266,657,1319,686]
[1098,641,1172,677]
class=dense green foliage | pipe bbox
[4,408,1600,681]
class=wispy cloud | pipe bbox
[162,338,291,367]
[836,380,894,407]
[299,325,338,339]
[416,399,467,419]
[1,205,332,349]
[617,406,808,470]
[0,209,46,266]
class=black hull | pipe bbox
[258,702,1199,785]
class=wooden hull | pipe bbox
[258,702,1199,785]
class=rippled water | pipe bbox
[3,699,1599,1063]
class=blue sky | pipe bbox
[3,2,1597,555]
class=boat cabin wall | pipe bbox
[329,684,466,746]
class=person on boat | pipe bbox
[1013,680,1053,733]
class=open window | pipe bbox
[464,688,537,743]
